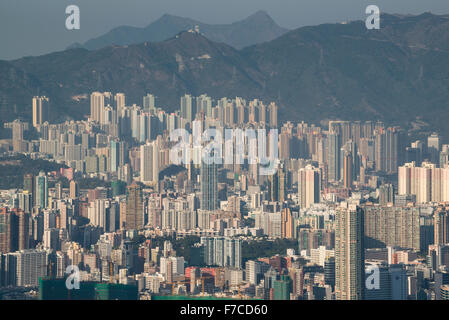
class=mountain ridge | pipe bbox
[68,10,289,51]
[1,13,449,139]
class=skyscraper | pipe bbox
[281,208,294,239]
[324,257,336,289]
[385,127,401,173]
[125,184,143,230]
[267,173,279,203]
[298,165,321,209]
[110,140,120,173]
[200,161,218,211]
[268,163,286,202]
[397,161,449,203]
[0,208,28,253]
[379,184,395,205]
[268,102,278,128]
[115,93,126,112]
[200,237,242,269]
[16,210,30,251]
[374,127,401,174]
[224,102,235,126]
[14,209,30,250]
[55,182,62,200]
[69,180,79,199]
[335,203,365,300]
[32,96,49,127]
[435,207,449,246]
[9,119,28,152]
[196,94,213,118]
[143,94,156,113]
[375,128,386,172]
[18,192,32,214]
[11,249,47,287]
[278,132,291,160]
[90,92,111,123]
[0,208,17,253]
[35,172,48,209]
[428,133,441,164]
[327,132,340,182]
[140,141,159,186]
[180,94,196,123]
[23,174,34,194]
[23,174,34,207]
[343,152,353,189]
[363,204,422,251]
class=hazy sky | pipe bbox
[1,0,448,60]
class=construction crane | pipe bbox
[200,275,214,295]
[172,279,190,295]
[201,278,205,295]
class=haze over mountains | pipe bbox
[68,10,289,50]
[1,12,449,138]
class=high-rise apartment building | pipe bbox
[435,206,449,245]
[335,202,365,300]
[374,127,401,174]
[35,172,48,209]
[140,141,159,186]
[281,208,294,239]
[110,140,120,173]
[343,152,353,189]
[363,204,423,251]
[17,210,30,251]
[268,163,286,203]
[327,132,340,182]
[23,174,34,207]
[0,208,29,253]
[7,119,28,152]
[143,94,156,113]
[69,180,79,199]
[398,161,449,203]
[268,102,278,128]
[428,133,441,164]
[9,249,47,287]
[32,96,49,128]
[90,92,112,123]
[200,161,218,211]
[379,184,395,205]
[180,94,196,123]
[245,260,270,285]
[298,165,321,209]
[200,237,242,269]
[0,208,17,253]
[115,93,126,113]
[125,184,143,230]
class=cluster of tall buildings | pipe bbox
[399,161,449,203]
[2,91,449,300]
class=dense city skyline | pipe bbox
[1,88,448,301]
[1,1,449,306]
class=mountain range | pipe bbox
[1,12,449,139]
[68,10,289,51]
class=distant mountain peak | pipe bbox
[157,13,195,23]
[5,13,449,140]
[160,13,174,19]
[68,11,289,51]
[247,10,273,21]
